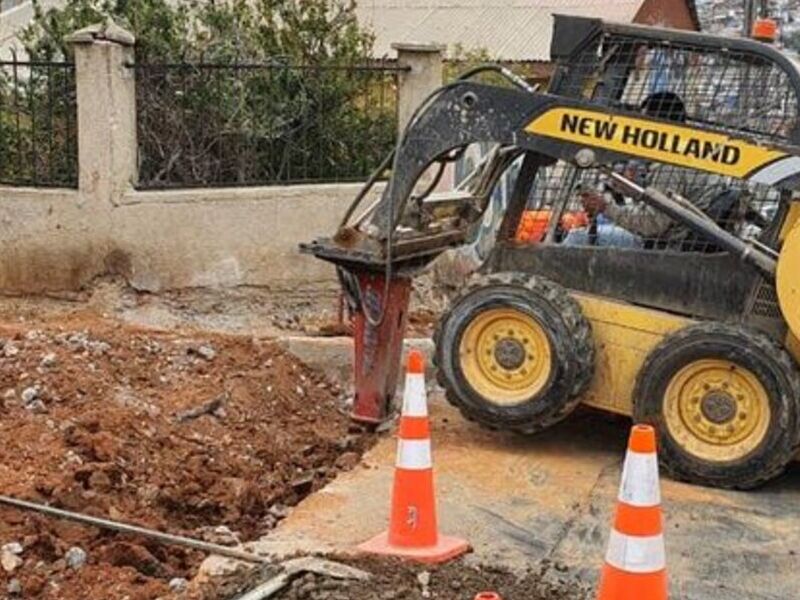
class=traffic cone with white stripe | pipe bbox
[597,424,667,600]
[357,350,470,563]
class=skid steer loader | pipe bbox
[303,16,800,489]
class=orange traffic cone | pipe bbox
[358,350,470,563]
[475,593,502,600]
[597,424,667,600]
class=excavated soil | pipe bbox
[0,312,372,599]
[200,556,591,600]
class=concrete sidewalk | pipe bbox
[204,397,800,600]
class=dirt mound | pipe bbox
[201,556,591,600]
[0,313,372,599]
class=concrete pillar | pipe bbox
[65,21,137,203]
[392,42,444,133]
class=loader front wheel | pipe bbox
[434,273,594,434]
[634,322,800,489]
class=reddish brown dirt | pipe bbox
[200,556,591,600]
[0,312,372,599]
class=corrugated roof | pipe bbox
[356,0,646,61]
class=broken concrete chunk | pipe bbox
[2,543,23,556]
[6,578,21,595]
[281,557,371,581]
[40,353,58,369]
[169,577,188,592]
[417,571,431,588]
[20,387,39,405]
[195,345,216,361]
[1,548,22,573]
[65,546,87,570]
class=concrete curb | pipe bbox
[277,336,435,386]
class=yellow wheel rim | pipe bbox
[663,359,771,463]
[458,307,552,406]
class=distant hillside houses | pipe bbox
[696,0,800,40]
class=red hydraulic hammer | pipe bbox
[349,272,411,423]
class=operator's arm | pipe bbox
[603,201,674,238]
[580,174,673,238]
[602,164,721,238]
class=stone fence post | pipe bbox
[392,43,444,134]
[65,21,137,203]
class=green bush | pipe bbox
[3,0,397,187]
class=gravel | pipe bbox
[169,577,189,592]
[40,352,58,369]
[196,344,217,361]
[1,544,23,573]
[7,578,22,595]
[20,386,39,404]
[65,546,88,570]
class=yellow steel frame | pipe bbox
[573,293,689,414]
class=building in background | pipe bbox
[1,0,63,57]
[357,0,699,70]
[697,0,800,53]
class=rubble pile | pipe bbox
[209,557,591,600]
[0,315,372,599]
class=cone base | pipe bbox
[357,531,470,564]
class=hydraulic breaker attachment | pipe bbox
[301,77,542,424]
[350,272,411,423]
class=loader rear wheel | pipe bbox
[634,322,800,489]
[434,273,594,434]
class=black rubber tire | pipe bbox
[433,272,594,435]
[633,322,800,490]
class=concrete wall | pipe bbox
[0,25,439,294]
[0,184,378,293]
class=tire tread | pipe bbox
[433,272,594,435]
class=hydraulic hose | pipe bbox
[347,64,536,326]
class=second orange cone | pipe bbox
[597,424,667,600]
[358,350,470,563]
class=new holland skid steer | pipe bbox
[303,16,800,489]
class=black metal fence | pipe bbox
[132,60,404,189]
[0,55,78,188]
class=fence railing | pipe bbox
[0,56,78,188]
[131,60,404,189]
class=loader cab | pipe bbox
[491,16,800,338]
